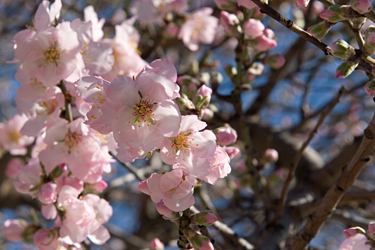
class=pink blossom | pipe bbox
[216,125,237,146]
[160,115,216,170]
[39,118,112,183]
[33,229,60,250]
[155,201,175,218]
[14,22,84,86]
[139,169,196,212]
[179,8,218,51]
[255,28,277,51]
[84,6,105,42]
[244,19,265,39]
[0,114,33,154]
[100,60,181,162]
[38,182,58,204]
[132,0,187,25]
[201,146,231,184]
[102,20,147,80]
[5,158,24,179]
[339,233,370,250]
[33,0,62,31]
[350,0,372,14]
[296,0,310,8]
[11,158,42,195]
[2,219,27,241]
[58,186,112,245]
[150,238,165,250]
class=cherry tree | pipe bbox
[0,0,374,249]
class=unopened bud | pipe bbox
[343,226,366,238]
[296,0,310,8]
[365,25,375,55]
[330,39,355,60]
[37,182,58,205]
[244,19,265,39]
[308,21,332,40]
[336,60,359,78]
[265,54,285,69]
[3,219,28,241]
[319,5,349,23]
[191,212,218,226]
[350,0,372,14]
[225,146,241,159]
[263,148,279,163]
[220,11,240,35]
[150,238,164,250]
[216,125,237,146]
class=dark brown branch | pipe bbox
[285,112,375,249]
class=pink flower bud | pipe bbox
[198,85,213,100]
[150,238,164,250]
[368,223,375,234]
[336,61,359,78]
[312,1,325,15]
[225,146,241,159]
[41,204,57,220]
[263,148,279,163]
[199,239,215,250]
[33,229,59,250]
[165,23,179,38]
[216,125,237,146]
[351,0,372,14]
[343,226,366,238]
[255,29,277,51]
[201,108,214,120]
[266,54,285,69]
[365,26,375,54]
[220,11,240,34]
[319,5,348,23]
[138,180,150,195]
[244,19,264,39]
[296,0,310,8]
[38,182,58,204]
[191,212,218,226]
[3,219,27,241]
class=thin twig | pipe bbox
[110,152,145,181]
[250,0,374,75]
[285,112,375,249]
[276,87,344,218]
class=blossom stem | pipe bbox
[57,81,73,123]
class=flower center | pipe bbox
[43,43,61,65]
[133,98,154,126]
[172,132,191,152]
[64,131,82,150]
[35,99,58,115]
[8,130,21,143]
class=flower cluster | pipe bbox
[1,0,235,249]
